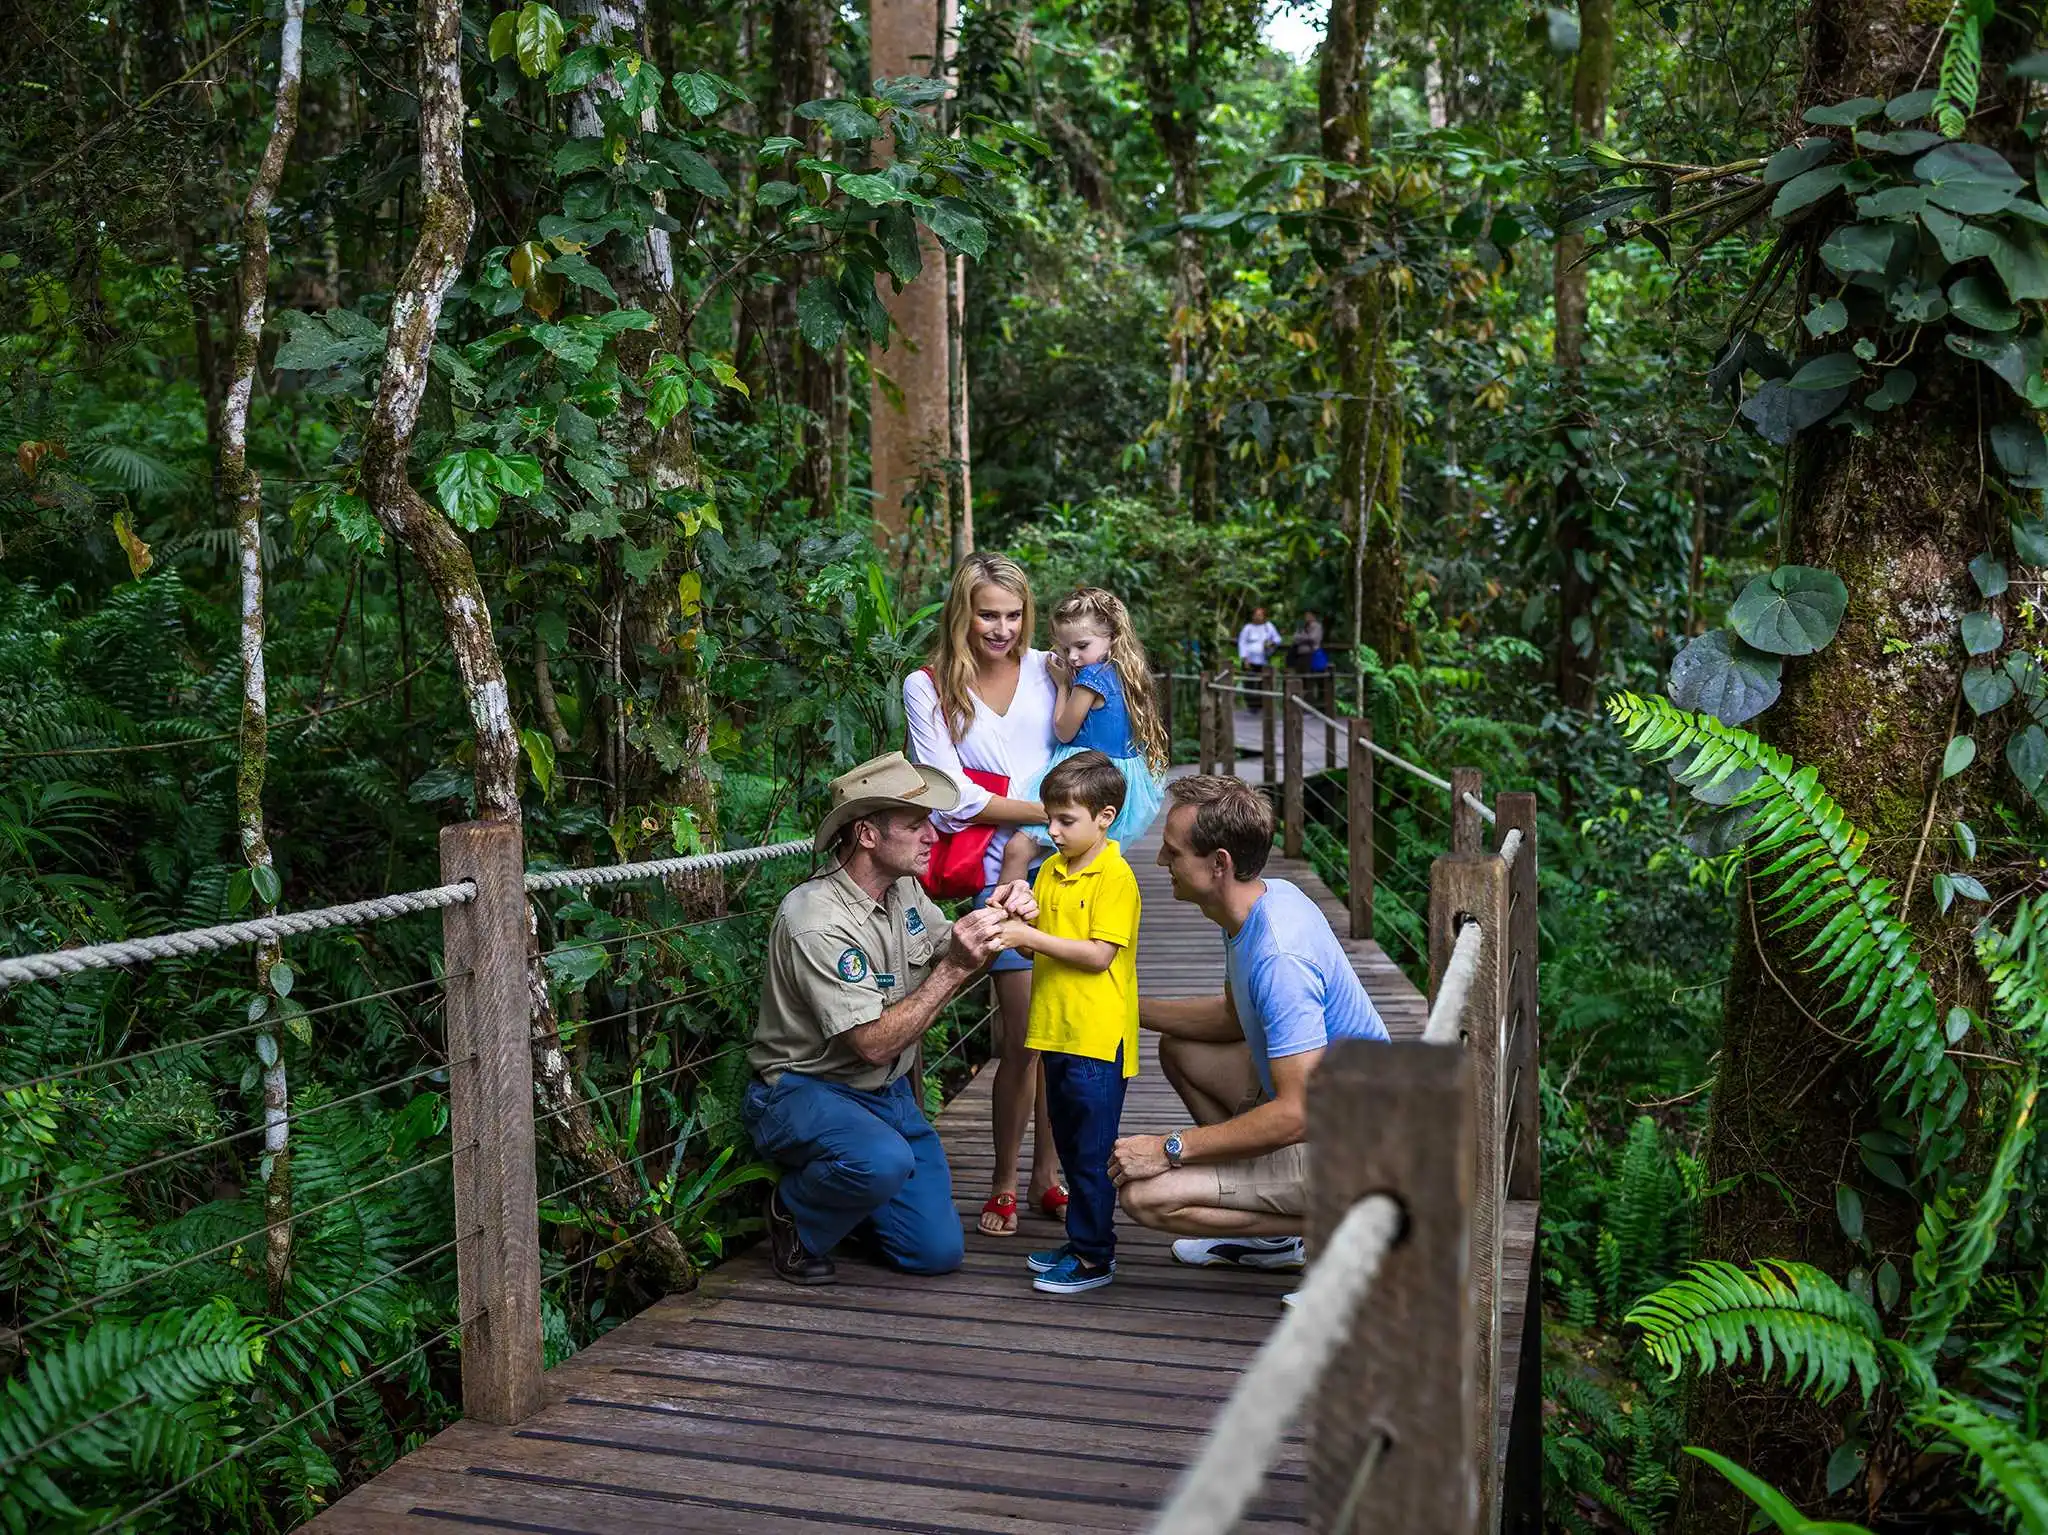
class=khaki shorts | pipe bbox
[1198,1142,1309,1217]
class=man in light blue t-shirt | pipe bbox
[1108,775,1387,1270]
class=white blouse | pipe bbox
[903,651,1058,888]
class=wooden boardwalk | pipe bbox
[311,778,1532,1532]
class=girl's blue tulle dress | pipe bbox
[1017,661,1166,847]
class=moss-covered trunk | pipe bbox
[1682,1,2025,1521]
[1318,0,1406,668]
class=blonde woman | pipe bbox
[903,554,1066,1236]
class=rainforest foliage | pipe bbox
[0,0,2044,1527]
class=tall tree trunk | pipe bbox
[1683,3,2026,1522]
[220,0,306,1315]
[1319,0,1407,668]
[1135,0,1212,519]
[869,0,959,571]
[1551,0,1613,711]
[364,0,695,1293]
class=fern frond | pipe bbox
[1919,1392,2048,1533]
[1933,0,1997,140]
[1908,1068,2039,1364]
[1626,1258,1887,1403]
[1980,893,2048,1048]
[1607,693,1959,1142]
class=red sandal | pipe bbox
[1036,1185,1070,1223]
[979,1192,1019,1237]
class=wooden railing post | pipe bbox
[1324,706,1338,783]
[1450,766,1484,854]
[439,821,546,1425]
[1198,671,1218,776]
[1159,670,1176,759]
[1497,792,1539,1204]
[1347,716,1375,941]
[1428,850,1510,1516]
[1283,676,1304,859]
[1261,681,1278,786]
[1308,1042,1479,1534]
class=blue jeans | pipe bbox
[1042,1047,1128,1267]
[742,1072,963,1275]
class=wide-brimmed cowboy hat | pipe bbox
[814,751,961,853]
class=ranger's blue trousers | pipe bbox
[743,1071,964,1275]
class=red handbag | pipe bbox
[921,765,1009,900]
[911,666,1009,900]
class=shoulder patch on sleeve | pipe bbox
[836,946,870,983]
[905,908,926,935]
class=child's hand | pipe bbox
[1047,654,1072,686]
[995,917,1037,955]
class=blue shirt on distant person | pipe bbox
[1224,878,1388,1095]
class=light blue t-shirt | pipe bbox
[1225,878,1389,1095]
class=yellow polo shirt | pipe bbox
[1024,840,1141,1077]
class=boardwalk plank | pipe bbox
[308,766,1539,1534]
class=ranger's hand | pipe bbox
[947,907,1005,969]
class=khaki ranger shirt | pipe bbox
[749,864,954,1091]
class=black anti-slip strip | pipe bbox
[644,1340,1235,1401]
[560,1394,1307,1483]
[670,1313,1246,1374]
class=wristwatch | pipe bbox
[1163,1132,1186,1169]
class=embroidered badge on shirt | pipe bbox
[874,971,897,990]
[905,908,926,935]
[837,947,869,982]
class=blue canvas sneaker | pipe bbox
[1026,1243,1075,1274]
[1033,1251,1115,1295]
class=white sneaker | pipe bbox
[1170,1235,1307,1271]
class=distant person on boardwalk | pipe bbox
[1236,607,1282,712]
[994,752,1143,1296]
[1288,610,1324,674]
[997,586,1169,891]
[744,752,1037,1286]
[903,553,1067,1236]
[1109,775,1388,1270]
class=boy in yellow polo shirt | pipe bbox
[995,750,1140,1294]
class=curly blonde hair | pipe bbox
[1051,587,1169,773]
[929,553,1037,742]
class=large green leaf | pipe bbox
[2010,723,2048,792]
[1964,664,2016,714]
[795,98,884,141]
[1789,352,1862,390]
[1804,96,1885,127]
[795,277,847,351]
[1950,275,2019,331]
[1765,137,1836,186]
[648,139,731,200]
[1962,611,2006,655]
[1729,566,1849,656]
[877,204,923,284]
[919,198,989,259]
[1916,142,2023,214]
[1740,378,1848,444]
[1667,629,1783,725]
[1773,166,1850,218]
[1991,224,2048,302]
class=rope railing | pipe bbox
[1461,790,1498,826]
[0,881,476,990]
[523,837,812,892]
[0,831,815,992]
[1422,919,1484,1047]
[1146,1194,1403,1535]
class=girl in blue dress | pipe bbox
[1000,587,1170,887]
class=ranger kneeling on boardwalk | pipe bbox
[745,751,1038,1285]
